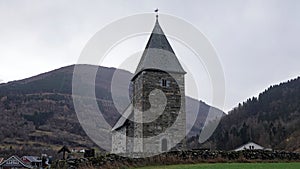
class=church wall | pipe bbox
[111,127,126,154]
[133,70,186,154]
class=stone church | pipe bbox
[112,16,186,156]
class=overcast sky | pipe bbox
[0,0,299,112]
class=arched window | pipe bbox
[161,138,168,152]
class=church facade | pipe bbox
[112,16,186,156]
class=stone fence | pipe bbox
[52,150,300,169]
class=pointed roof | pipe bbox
[112,104,133,131]
[0,156,33,168]
[58,145,71,154]
[132,18,186,80]
[233,142,265,151]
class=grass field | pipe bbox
[135,163,300,169]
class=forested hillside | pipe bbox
[210,77,300,152]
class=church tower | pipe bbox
[112,15,186,156]
[131,16,187,153]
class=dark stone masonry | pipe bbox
[52,150,300,169]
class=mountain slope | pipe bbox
[209,77,300,152]
[0,64,223,152]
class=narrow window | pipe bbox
[161,79,169,87]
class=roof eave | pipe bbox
[131,68,186,81]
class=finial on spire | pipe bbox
[154,8,159,19]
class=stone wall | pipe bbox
[132,70,186,155]
[52,150,300,169]
[112,69,187,156]
[111,127,126,153]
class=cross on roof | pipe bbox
[155,8,159,18]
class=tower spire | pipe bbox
[132,11,186,80]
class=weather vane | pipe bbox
[155,8,159,18]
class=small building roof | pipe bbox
[234,141,264,151]
[132,18,186,80]
[58,145,71,154]
[112,104,133,131]
[21,156,42,163]
[0,155,33,168]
